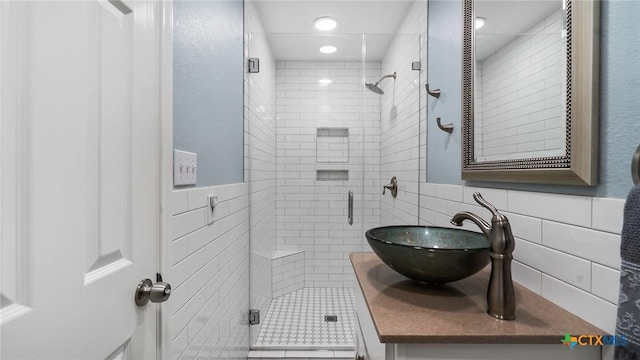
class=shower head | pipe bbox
[365,82,385,94]
[365,72,396,95]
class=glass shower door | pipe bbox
[245,30,422,350]
[246,32,368,349]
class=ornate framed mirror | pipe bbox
[461,0,599,185]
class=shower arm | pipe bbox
[374,72,397,85]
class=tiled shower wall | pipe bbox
[275,61,381,288]
[475,9,565,161]
[380,0,427,226]
[418,184,622,333]
[170,184,250,360]
[244,0,277,343]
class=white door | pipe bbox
[1,0,163,359]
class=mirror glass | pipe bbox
[474,0,565,162]
[462,0,599,186]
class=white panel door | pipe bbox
[1,0,162,359]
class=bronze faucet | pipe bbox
[451,192,516,320]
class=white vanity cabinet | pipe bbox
[355,284,386,360]
[351,253,604,360]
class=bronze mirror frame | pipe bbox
[461,0,600,186]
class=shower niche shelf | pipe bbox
[317,127,349,163]
[316,170,349,181]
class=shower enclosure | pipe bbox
[245,25,422,351]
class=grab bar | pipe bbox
[348,190,354,225]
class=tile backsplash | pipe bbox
[419,183,623,333]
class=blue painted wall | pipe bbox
[173,0,244,187]
[596,0,640,198]
[427,0,463,185]
[427,0,640,199]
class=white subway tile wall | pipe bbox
[474,61,484,154]
[475,9,566,161]
[245,0,278,345]
[380,3,425,227]
[317,128,350,163]
[171,184,250,360]
[592,197,625,234]
[541,274,618,334]
[275,61,381,288]
[410,0,430,188]
[514,238,592,291]
[511,261,542,294]
[419,183,623,333]
[272,251,305,298]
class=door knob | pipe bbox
[135,278,171,306]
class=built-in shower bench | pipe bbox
[272,250,305,298]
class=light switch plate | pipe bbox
[173,150,197,186]
[206,195,218,224]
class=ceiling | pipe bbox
[248,0,561,62]
[249,0,418,61]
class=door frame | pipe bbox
[158,1,174,359]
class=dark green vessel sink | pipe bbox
[365,226,490,284]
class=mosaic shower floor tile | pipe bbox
[254,288,355,350]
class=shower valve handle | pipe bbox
[383,177,398,198]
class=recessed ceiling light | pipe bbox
[320,46,337,54]
[314,17,337,31]
[319,79,332,84]
[475,17,486,30]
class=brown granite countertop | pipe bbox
[350,252,605,344]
